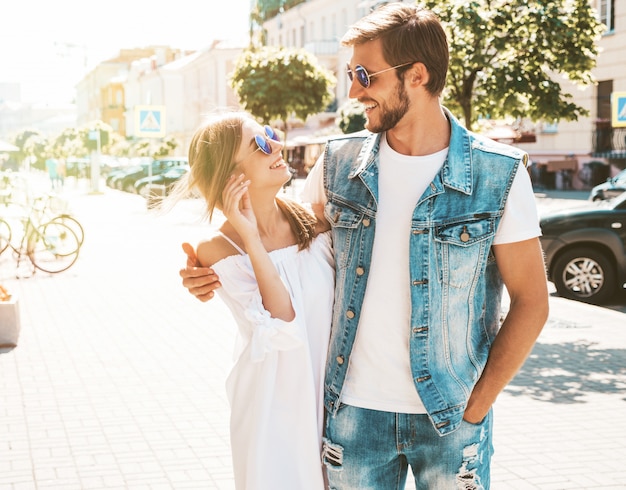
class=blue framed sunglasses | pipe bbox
[238,125,281,164]
[346,61,416,88]
[254,125,281,155]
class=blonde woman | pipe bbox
[171,112,333,489]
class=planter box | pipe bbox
[0,297,21,347]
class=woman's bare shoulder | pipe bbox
[196,231,243,268]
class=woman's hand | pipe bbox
[179,243,221,302]
[222,174,259,245]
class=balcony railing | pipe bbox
[592,121,626,159]
[303,40,339,56]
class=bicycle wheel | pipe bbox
[49,214,85,246]
[0,218,11,255]
[29,221,80,273]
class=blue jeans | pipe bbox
[322,404,493,490]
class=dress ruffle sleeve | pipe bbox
[242,295,303,362]
[212,254,305,364]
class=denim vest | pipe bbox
[322,110,527,436]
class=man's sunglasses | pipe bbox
[346,61,416,89]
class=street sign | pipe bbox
[612,92,626,128]
[134,105,166,138]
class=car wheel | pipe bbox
[552,247,617,304]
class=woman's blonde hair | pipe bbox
[169,111,317,250]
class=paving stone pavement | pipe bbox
[1,174,625,489]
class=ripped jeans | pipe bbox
[322,404,493,490]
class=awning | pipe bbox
[483,125,536,144]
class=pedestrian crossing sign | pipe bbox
[134,105,166,138]
[612,92,626,128]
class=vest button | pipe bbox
[356,267,364,276]
[336,355,344,365]
[346,310,355,319]
[362,218,370,227]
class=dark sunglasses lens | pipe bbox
[346,65,354,82]
[355,66,370,88]
[255,135,272,155]
[264,125,280,142]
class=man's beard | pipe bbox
[365,83,410,133]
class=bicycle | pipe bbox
[30,193,85,246]
[0,200,81,275]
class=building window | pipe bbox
[597,80,613,120]
[599,0,615,32]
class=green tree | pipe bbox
[230,46,336,145]
[254,0,306,21]
[51,128,85,159]
[131,135,179,158]
[336,99,366,134]
[13,129,48,170]
[423,0,605,130]
[81,121,114,153]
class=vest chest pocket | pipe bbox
[434,218,496,288]
[325,202,368,270]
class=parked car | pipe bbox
[115,157,188,193]
[106,157,153,188]
[539,192,626,304]
[106,164,144,189]
[589,168,626,201]
[134,165,189,196]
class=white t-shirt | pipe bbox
[301,134,541,413]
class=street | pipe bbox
[0,175,625,489]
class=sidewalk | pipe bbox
[1,177,625,489]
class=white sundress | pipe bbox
[212,231,334,490]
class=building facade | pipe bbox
[122,41,243,153]
[70,0,624,188]
[263,0,626,189]
[513,0,626,189]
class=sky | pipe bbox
[0,0,252,105]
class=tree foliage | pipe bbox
[254,0,306,21]
[336,99,366,134]
[423,0,605,129]
[9,121,179,171]
[230,46,337,141]
[13,130,43,167]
